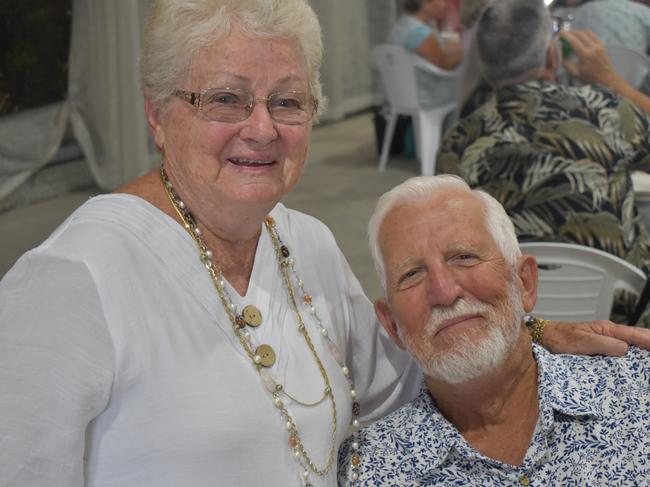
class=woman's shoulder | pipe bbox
[271,203,336,240]
[389,14,435,50]
[18,194,177,271]
[270,203,345,265]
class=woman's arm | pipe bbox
[542,319,650,355]
[0,255,114,485]
[561,30,650,113]
[415,34,463,70]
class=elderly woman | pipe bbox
[1,1,649,486]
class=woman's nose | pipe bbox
[239,101,278,145]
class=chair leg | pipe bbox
[379,114,398,172]
[416,112,442,176]
[411,117,421,160]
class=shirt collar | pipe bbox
[398,346,603,474]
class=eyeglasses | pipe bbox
[173,87,318,125]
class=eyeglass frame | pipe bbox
[173,87,319,125]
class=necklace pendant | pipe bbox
[242,305,263,327]
[280,245,290,258]
[254,344,276,367]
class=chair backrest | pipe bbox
[371,44,460,114]
[519,242,647,322]
[607,46,650,88]
[371,44,421,113]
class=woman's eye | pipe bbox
[272,95,304,110]
[207,92,242,106]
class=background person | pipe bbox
[340,175,650,485]
[389,0,463,71]
[388,0,463,111]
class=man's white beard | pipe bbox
[398,280,526,384]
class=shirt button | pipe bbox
[519,474,531,486]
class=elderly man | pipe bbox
[338,175,650,485]
[437,0,650,326]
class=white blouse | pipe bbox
[0,195,421,486]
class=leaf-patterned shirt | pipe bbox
[338,345,650,486]
[438,80,650,273]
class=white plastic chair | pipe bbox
[371,44,459,176]
[519,242,647,322]
[607,46,650,89]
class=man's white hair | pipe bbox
[367,175,521,291]
[476,0,554,86]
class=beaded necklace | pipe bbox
[160,166,362,485]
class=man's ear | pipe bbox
[145,97,165,149]
[374,298,406,349]
[537,40,560,84]
[517,255,538,313]
[545,40,560,74]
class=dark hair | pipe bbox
[402,0,423,14]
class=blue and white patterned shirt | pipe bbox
[338,345,650,486]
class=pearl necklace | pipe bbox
[160,166,362,485]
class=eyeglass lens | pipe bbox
[200,88,313,124]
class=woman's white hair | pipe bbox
[140,0,324,117]
[368,175,522,290]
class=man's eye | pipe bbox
[454,254,480,265]
[398,268,420,283]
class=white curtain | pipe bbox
[68,0,154,189]
[0,102,69,199]
[0,0,155,200]
[0,0,396,198]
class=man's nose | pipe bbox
[426,262,463,307]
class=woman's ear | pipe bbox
[517,255,538,313]
[374,298,406,349]
[145,97,165,149]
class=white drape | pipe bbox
[0,0,395,199]
[68,0,154,189]
[0,0,154,200]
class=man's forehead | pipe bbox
[379,191,489,252]
[385,191,484,226]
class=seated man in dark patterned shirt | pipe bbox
[338,175,650,486]
[436,0,650,326]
